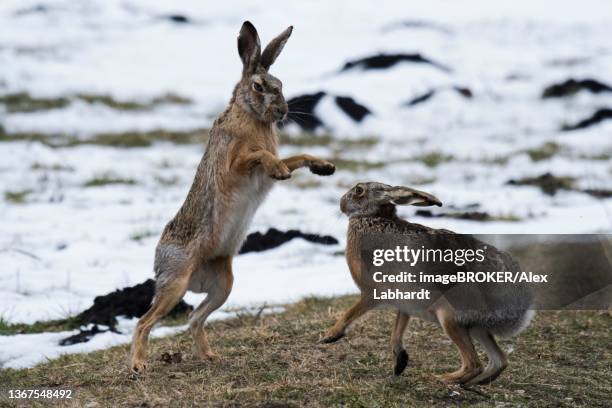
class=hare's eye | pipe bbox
[355,186,364,196]
[253,82,264,92]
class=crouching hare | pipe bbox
[321,182,534,386]
[129,21,335,373]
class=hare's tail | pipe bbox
[491,309,535,337]
[457,308,535,338]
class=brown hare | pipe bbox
[129,21,335,373]
[321,182,534,386]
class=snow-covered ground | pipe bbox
[1,0,611,368]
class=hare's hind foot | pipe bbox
[465,363,506,386]
[434,364,483,384]
[434,307,483,385]
[128,319,151,374]
[319,329,346,344]
[188,256,233,362]
[464,329,508,386]
[129,257,194,374]
[320,297,368,344]
[191,331,221,362]
[129,340,148,374]
[192,345,220,362]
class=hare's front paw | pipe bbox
[269,161,291,180]
[310,160,335,176]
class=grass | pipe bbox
[130,230,157,242]
[75,93,192,111]
[417,152,454,168]
[0,92,191,113]
[279,133,379,149]
[0,92,70,113]
[83,175,137,187]
[1,295,609,407]
[0,316,80,336]
[524,142,561,162]
[0,128,209,148]
[507,173,576,196]
[30,162,75,172]
[330,158,386,172]
[403,176,437,185]
[579,152,612,161]
[154,175,181,186]
[4,189,32,204]
[0,312,188,337]
[477,155,511,165]
[83,129,208,147]
[0,130,63,146]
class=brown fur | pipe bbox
[129,21,335,373]
[322,182,532,385]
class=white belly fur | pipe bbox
[215,171,273,257]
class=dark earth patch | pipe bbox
[286,92,326,131]
[0,92,191,114]
[59,325,107,346]
[562,108,612,131]
[239,228,338,254]
[583,189,612,199]
[507,172,575,196]
[406,90,435,106]
[163,15,191,24]
[285,92,372,130]
[405,86,472,107]
[543,78,612,98]
[507,173,612,199]
[340,53,450,73]
[76,279,193,331]
[334,96,371,122]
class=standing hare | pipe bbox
[129,21,335,373]
[321,182,534,386]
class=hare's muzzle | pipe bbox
[272,105,288,121]
[340,195,349,214]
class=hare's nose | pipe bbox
[340,198,348,214]
[273,106,287,120]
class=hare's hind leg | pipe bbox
[465,329,507,386]
[189,256,233,361]
[129,261,193,373]
[320,297,368,343]
[391,312,410,376]
[434,308,482,384]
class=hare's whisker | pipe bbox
[288,96,322,104]
[288,110,317,117]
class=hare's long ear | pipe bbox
[385,186,442,207]
[260,26,293,70]
[238,21,261,75]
